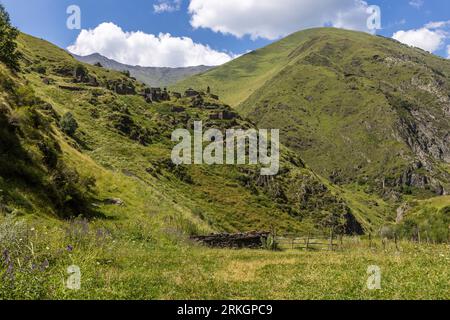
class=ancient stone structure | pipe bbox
[107,80,136,95]
[191,96,204,108]
[209,110,238,120]
[172,92,182,99]
[142,87,170,103]
[185,88,199,97]
[191,232,270,249]
[171,106,186,113]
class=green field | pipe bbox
[2,212,449,299]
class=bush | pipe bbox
[60,112,78,136]
[14,85,41,107]
[0,4,21,71]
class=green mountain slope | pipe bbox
[175,28,450,201]
[0,32,389,236]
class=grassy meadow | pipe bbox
[1,211,449,300]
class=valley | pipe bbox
[0,13,448,300]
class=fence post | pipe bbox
[418,229,421,245]
[394,233,399,252]
[329,229,334,251]
[369,233,372,248]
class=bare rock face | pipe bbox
[191,232,270,249]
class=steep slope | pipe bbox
[72,53,213,87]
[0,32,387,236]
[175,28,450,201]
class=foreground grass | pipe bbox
[1,217,448,300]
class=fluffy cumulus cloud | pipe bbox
[393,28,446,52]
[393,21,449,53]
[67,22,236,67]
[188,0,376,40]
[153,0,182,14]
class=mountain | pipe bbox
[1,27,449,300]
[71,52,213,87]
[174,28,450,202]
[1,32,381,236]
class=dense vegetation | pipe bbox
[0,4,20,71]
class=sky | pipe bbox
[2,0,450,67]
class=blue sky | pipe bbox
[2,0,450,67]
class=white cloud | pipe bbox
[424,20,450,29]
[447,45,450,58]
[393,28,446,52]
[409,0,424,9]
[67,22,236,67]
[188,0,375,40]
[153,0,182,14]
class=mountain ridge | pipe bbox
[72,52,213,87]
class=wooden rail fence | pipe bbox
[275,230,339,251]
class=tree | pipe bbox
[60,112,79,136]
[0,4,21,71]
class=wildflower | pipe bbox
[67,245,74,252]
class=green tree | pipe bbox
[60,112,79,136]
[0,4,21,71]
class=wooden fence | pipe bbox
[275,230,339,251]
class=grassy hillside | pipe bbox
[175,28,450,203]
[1,32,394,236]
[0,30,448,300]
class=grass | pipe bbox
[1,215,449,299]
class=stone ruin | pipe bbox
[73,65,99,87]
[142,87,170,103]
[108,80,135,95]
[171,106,186,113]
[172,92,182,99]
[190,231,270,249]
[208,110,238,120]
[185,88,200,97]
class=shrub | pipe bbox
[14,85,41,107]
[60,112,78,136]
[0,4,21,71]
